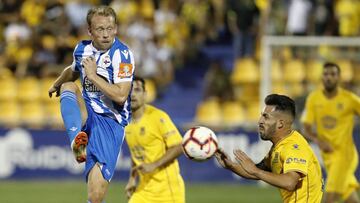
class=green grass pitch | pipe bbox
[0,181,282,203]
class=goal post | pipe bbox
[260,36,360,104]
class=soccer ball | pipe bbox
[182,126,218,161]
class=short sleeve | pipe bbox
[157,112,182,148]
[282,143,309,176]
[301,93,315,125]
[70,44,80,72]
[350,92,360,115]
[112,49,135,83]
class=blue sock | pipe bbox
[60,91,82,143]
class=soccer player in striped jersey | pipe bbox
[124,76,185,203]
[48,6,135,203]
[215,94,323,203]
[301,62,360,203]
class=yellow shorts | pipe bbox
[129,177,185,203]
[129,192,185,203]
[322,147,359,199]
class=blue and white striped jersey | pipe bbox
[70,38,135,126]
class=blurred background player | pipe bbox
[125,76,185,203]
[301,62,360,203]
[215,94,323,203]
[48,6,135,203]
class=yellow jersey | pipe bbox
[335,0,360,36]
[267,131,323,203]
[301,88,360,150]
[301,88,360,196]
[125,105,184,203]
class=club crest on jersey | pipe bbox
[118,63,133,78]
[293,144,299,150]
[337,103,343,110]
[101,55,111,68]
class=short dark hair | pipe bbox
[133,76,146,91]
[265,94,296,119]
[86,6,117,27]
[323,62,341,75]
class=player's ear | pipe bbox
[114,24,118,35]
[144,90,147,100]
[278,120,284,129]
[88,27,92,36]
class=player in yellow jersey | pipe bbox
[124,76,185,203]
[215,94,323,203]
[301,62,360,203]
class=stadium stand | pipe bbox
[270,59,282,82]
[0,100,20,127]
[144,78,157,103]
[0,0,359,131]
[283,59,306,83]
[231,57,259,85]
[17,76,41,102]
[20,100,44,128]
[195,98,222,126]
[222,101,245,127]
[0,75,17,102]
[337,59,354,83]
[305,59,323,84]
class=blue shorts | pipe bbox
[82,104,125,182]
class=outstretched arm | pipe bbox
[125,160,138,199]
[49,66,79,97]
[302,123,318,143]
[215,149,258,180]
[134,144,183,174]
[302,123,333,153]
[234,150,302,191]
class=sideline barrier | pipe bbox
[0,128,358,182]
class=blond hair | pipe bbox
[86,6,117,27]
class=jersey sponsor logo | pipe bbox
[84,76,100,92]
[272,152,279,164]
[321,116,336,129]
[121,50,129,60]
[131,145,145,161]
[337,103,343,110]
[0,129,83,178]
[286,157,307,164]
[314,104,323,109]
[118,63,133,78]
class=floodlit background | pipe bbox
[0,0,360,202]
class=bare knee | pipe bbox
[87,165,108,203]
[88,189,106,203]
[60,82,79,94]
